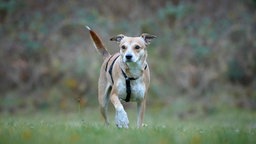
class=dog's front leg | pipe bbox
[137,99,146,128]
[110,92,129,128]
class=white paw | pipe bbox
[115,109,129,128]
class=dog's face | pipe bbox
[119,36,146,63]
[110,34,156,63]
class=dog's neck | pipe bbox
[120,59,146,79]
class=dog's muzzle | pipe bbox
[125,54,132,60]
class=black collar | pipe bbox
[121,64,148,80]
[121,69,139,81]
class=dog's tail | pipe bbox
[86,26,110,59]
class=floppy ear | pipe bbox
[110,34,124,43]
[141,33,156,45]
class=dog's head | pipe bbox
[110,34,156,63]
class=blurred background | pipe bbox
[0,0,255,117]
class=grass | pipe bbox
[0,107,256,144]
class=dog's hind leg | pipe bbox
[98,84,111,125]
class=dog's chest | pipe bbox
[116,78,146,101]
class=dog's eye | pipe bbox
[134,45,140,49]
[121,45,126,50]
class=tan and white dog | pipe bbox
[86,26,156,128]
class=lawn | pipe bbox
[0,107,256,144]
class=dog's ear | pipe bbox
[110,34,124,43]
[141,33,156,45]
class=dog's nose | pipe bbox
[125,55,133,60]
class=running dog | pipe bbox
[86,26,156,128]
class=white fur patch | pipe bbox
[116,78,146,102]
[131,80,146,101]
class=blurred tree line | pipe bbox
[0,0,255,114]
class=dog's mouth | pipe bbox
[125,59,133,63]
[123,55,141,63]
[124,58,138,63]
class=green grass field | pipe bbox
[1,107,256,144]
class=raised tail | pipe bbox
[86,26,110,59]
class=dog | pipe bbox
[86,26,156,128]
